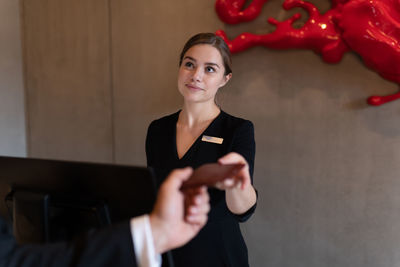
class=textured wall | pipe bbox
[225,48,400,267]
[0,0,26,157]
[22,0,113,162]
[19,0,400,266]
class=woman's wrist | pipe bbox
[225,184,257,214]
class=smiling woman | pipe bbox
[145,33,257,267]
[178,44,231,105]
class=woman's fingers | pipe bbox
[218,152,251,190]
[218,152,246,165]
[215,178,236,189]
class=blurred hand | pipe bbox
[149,167,210,254]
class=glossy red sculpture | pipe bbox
[215,0,400,106]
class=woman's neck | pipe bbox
[179,101,220,128]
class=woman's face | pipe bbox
[178,44,231,104]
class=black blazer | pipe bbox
[0,216,137,267]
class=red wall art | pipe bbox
[215,0,400,106]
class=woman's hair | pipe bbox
[179,33,232,75]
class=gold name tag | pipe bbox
[201,135,223,144]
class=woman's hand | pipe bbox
[215,152,251,191]
[216,152,257,215]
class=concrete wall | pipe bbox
[11,0,400,266]
[0,0,26,157]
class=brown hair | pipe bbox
[179,33,232,75]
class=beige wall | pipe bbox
[22,0,113,162]
[11,0,400,266]
[0,0,26,157]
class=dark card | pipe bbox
[181,163,245,190]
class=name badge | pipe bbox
[201,135,223,144]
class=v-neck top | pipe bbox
[145,110,256,267]
[174,110,226,161]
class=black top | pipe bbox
[146,110,257,267]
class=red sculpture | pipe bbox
[215,0,400,106]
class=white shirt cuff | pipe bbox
[130,215,162,267]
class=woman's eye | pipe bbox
[206,66,215,73]
[184,62,194,68]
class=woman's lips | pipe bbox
[186,84,203,91]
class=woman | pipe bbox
[145,33,257,267]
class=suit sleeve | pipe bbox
[230,120,257,222]
[0,218,137,267]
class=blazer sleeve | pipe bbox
[230,120,257,222]
[0,217,137,267]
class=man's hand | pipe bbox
[149,167,210,254]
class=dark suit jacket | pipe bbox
[0,216,137,267]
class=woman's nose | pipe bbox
[192,67,203,82]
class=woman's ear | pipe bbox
[220,73,232,87]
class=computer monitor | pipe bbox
[0,156,156,244]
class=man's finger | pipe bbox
[167,167,193,188]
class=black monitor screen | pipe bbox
[0,156,156,244]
